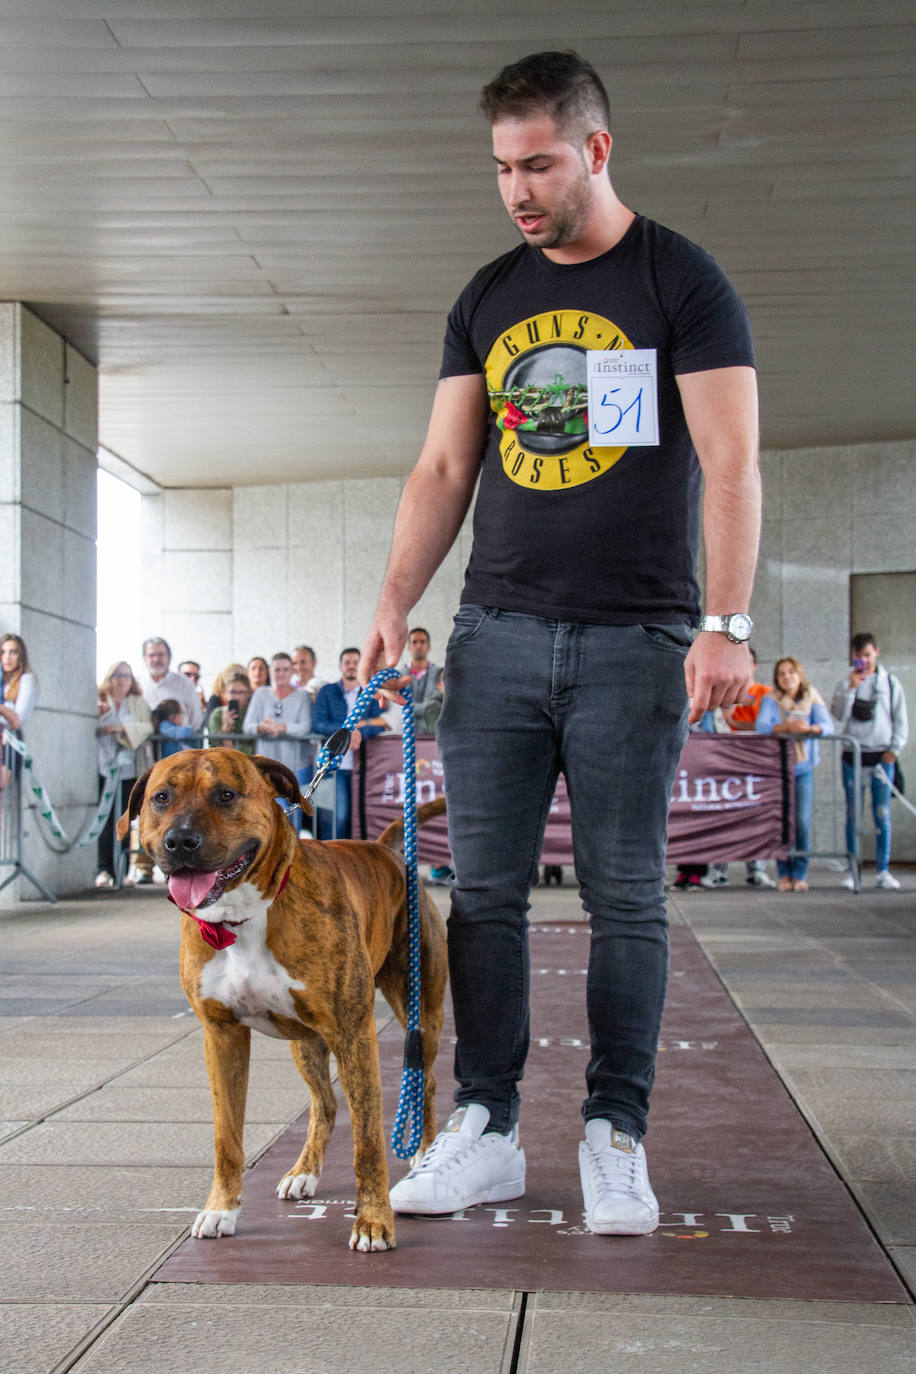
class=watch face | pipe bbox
[729,614,753,641]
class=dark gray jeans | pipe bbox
[437,606,690,1141]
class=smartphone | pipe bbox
[853,657,867,672]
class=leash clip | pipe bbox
[301,727,351,802]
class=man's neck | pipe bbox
[149,669,167,683]
[411,659,429,673]
[541,190,635,267]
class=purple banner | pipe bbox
[354,733,791,866]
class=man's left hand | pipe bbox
[685,633,753,725]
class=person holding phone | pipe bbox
[831,632,908,890]
[207,674,254,754]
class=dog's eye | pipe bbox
[217,790,236,804]
[151,790,170,806]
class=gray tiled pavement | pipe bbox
[0,872,913,1374]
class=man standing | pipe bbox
[132,638,204,882]
[291,644,325,701]
[402,627,445,733]
[832,632,908,890]
[360,52,760,1236]
[312,649,389,839]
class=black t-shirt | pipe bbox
[440,215,755,626]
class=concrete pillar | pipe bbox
[0,304,98,898]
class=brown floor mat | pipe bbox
[153,925,908,1300]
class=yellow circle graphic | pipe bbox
[485,309,635,491]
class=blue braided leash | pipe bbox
[311,667,425,1160]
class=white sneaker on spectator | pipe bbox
[875,870,901,890]
[747,870,777,889]
[578,1119,659,1235]
[841,872,856,891]
[699,871,728,888]
[389,1104,525,1215]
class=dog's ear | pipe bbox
[116,767,153,842]
[249,755,308,813]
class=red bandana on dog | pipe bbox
[167,867,291,949]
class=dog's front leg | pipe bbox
[334,1018,396,1253]
[192,1019,252,1238]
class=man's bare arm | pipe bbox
[677,365,761,724]
[359,373,488,686]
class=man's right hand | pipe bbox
[359,611,411,703]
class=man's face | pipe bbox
[293,649,315,681]
[408,632,430,664]
[179,662,200,685]
[855,642,880,674]
[340,652,360,684]
[144,642,170,678]
[271,658,293,688]
[492,113,595,251]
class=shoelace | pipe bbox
[587,1145,640,1197]
[410,1132,480,1176]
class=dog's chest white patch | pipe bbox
[198,886,305,1038]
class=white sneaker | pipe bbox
[747,870,777,889]
[875,870,901,890]
[389,1104,525,1215]
[578,1119,659,1236]
[841,873,856,891]
[699,872,728,888]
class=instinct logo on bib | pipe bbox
[485,310,635,491]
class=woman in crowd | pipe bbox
[95,660,153,886]
[756,656,833,892]
[1,633,38,736]
[247,656,271,691]
[243,652,313,830]
[202,661,247,727]
[207,673,254,754]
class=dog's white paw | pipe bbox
[349,1226,393,1253]
[276,1171,319,1201]
[191,1207,239,1238]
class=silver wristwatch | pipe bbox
[699,612,753,644]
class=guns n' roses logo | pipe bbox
[485,310,634,491]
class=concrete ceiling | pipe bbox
[1,1,913,490]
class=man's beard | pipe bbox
[515,170,593,249]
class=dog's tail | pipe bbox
[377,796,446,853]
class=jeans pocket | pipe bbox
[635,623,692,655]
[447,603,492,649]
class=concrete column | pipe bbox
[0,304,98,898]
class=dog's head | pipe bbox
[116,748,307,915]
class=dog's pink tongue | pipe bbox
[168,869,218,911]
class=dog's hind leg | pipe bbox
[333,1015,396,1252]
[277,1032,337,1201]
[193,1020,252,1238]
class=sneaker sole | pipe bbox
[584,1209,660,1236]
[390,1176,526,1216]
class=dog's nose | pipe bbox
[163,827,204,857]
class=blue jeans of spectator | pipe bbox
[316,770,353,840]
[842,759,894,871]
[437,607,690,1143]
[778,767,814,882]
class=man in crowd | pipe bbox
[360,51,760,1236]
[178,659,206,714]
[832,632,908,890]
[132,638,204,882]
[312,648,389,839]
[402,627,445,733]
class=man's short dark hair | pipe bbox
[851,632,877,653]
[340,647,360,662]
[479,50,611,143]
[178,659,200,673]
[270,652,292,664]
[408,627,430,641]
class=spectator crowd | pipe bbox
[0,627,908,895]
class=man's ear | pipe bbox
[116,767,152,842]
[249,755,311,815]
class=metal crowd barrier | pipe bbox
[0,726,871,901]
